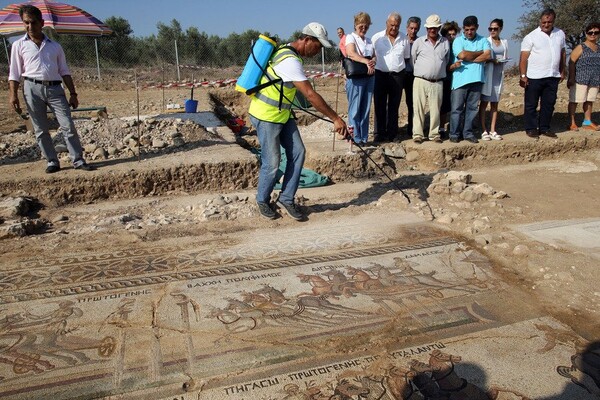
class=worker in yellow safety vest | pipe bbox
[249,22,350,221]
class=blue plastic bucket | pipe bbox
[184,99,198,113]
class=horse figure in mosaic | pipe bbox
[346,267,384,291]
[297,273,354,299]
[255,284,364,319]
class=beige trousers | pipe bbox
[412,77,444,140]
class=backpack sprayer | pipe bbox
[236,35,410,203]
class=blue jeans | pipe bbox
[346,76,374,143]
[524,77,559,132]
[250,115,305,205]
[450,82,482,140]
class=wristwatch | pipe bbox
[520,74,526,79]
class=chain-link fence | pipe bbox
[2,31,343,88]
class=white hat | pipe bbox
[302,22,332,48]
[424,14,442,28]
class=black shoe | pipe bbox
[276,200,304,221]
[540,131,557,138]
[465,137,479,144]
[45,165,60,174]
[526,130,539,138]
[413,137,423,144]
[449,137,460,143]
[75,163,96,171]
[257,202,277,219]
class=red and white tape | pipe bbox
[143,70,342,90]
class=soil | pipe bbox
[1,69,599,343]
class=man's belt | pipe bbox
[375,70,405,75]
[417,76,443,83]
[23,76,62,86]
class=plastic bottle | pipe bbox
[235,35,277,95]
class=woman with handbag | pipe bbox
[344,12,376,144]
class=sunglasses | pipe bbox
[488,27,499,31]
[587,30,600,35]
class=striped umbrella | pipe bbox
[0,0,112,36]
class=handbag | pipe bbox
[342,57,369,78]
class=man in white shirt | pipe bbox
[519,8,566,139]
[372,12,410,142]
[8,5,94,173]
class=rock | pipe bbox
[152,139,167,149]
[93,147,107,160]
[52,215,68,223]
[0,219,48,239]
[212,196,227,206]
[107,146,118,156]
[85,143,98,153]
[123,133,138,143]
[405,151,419,162]
[55,144,68,153]
[474,236,490,246]
[0,196,37,217]
[118,213,140,224]
[493,191,509,199]
[459,189,481,202]
[451,182,468,194]
[172,137,186,147]
[472,183,495,196]
[383,144,406,158]
[513,244,530,256]
[472,220,491,231]
[445,171,472,184]
[0,143,8,150]
[436,214,453,224]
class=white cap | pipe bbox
[302,22,332,48]
[424,14,443,29]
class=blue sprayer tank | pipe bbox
[235,34,277,95]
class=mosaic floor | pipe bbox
[0,214,597,399]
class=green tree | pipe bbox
[103,16,136,66]
[514,0,600,50]
[155,19,183,63]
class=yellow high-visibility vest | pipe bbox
[249,46,302,124]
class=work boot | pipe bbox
[257,202,277,219]
[276,199,304,221]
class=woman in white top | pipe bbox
[345,12,376,144]
[479,18,509,140]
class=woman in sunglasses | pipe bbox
[567,22,600,131]
[479,19,508,140]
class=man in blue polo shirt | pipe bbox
[449,15,491,143]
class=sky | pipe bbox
[1,0,531,62]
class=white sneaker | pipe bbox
[481,131,491,141]
[489,131,503,140]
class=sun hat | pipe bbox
[302,22,332,48]
[424,14,443,28]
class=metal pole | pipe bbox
[3,37,9,65]
[321,47,325,73]
[94,38,101,81]
[135,70,141,162]
[175,39,180,81]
